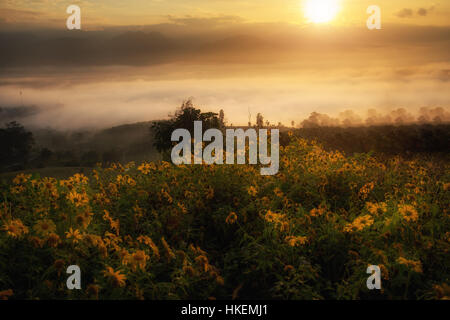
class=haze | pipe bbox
[0,0,449,129]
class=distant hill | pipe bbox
[30,121,161,168]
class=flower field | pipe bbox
[0,137,449,300]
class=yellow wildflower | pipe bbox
[284,265,294,272]
[138,163,152,174]
[103,266,127,287]
[13,173,31,185]
[310,205,326,217]
[366,202,387,216]
[2,219,28,238]
[274,187,284,198]
[66,227,83,243]
[225,212,238,224]
[285,235,308,247]
[195,255,210,273]
[33,219,56,236]
[359,182,375,200]
[397,257,423,273]
[183,265,196,276]
[67,191,89,207]
[247,186,258,197]
[344,215,374,233]
[398,204,419,222]
[206,187,214,200]
[129,250,149,271]
[0,289,13,300]
[137,235,160,260]
[46,233,61,247]
[161,237,176,261]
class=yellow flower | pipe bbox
[129,250,149,271]
[29,236,44,248]
[67,191,89,207]
[127,177,136,186]
[137,235,160,260]
[398,204,419,222]
[264,210,279,223]
[274,187,284,198]
[397,257,423,273]
[161,237,176,261]
[434,283,450,300]
[69,173,89,184]
[310,205,326,217]
[177,202,188,214]
[46,233,61,247]
[366,202,387,215]
[284,265,294,272]
[75,211,93,229]
[216,275,225,286]
[206,187,214,200]
[195,255,210,273]
[225,212,238,224]
[285,235,308,247]
[2,219,28,238]
[344,215,374,233]
[247,186,258,197]
[103,266,127,287]
[359,182,375,200]
[264,210,290,232]
[103,210,120,235]
[10,186,25,194]
[0,289,13,300]
[183,265,196,276]
[159,189,173,204]
[33,219,56,236]
[138,163,153,174]
[66,227,83,243]
[13,173,31,185]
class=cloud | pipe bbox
[0,22,449,129]
[417,6,435,17]
[0,105,40,122]
[0,8,41,23]
[166,15,244,27]
[396,6,436,18]
[417,8,428,16]
[396,8,414,18]
[0,22,449,70]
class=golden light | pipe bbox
[304,0,340,23]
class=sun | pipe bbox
[304,0,340,24]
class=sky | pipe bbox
[0,0,449,129]
[1,0,449,27]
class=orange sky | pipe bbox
[0,0,449,29]
[0,1,449,129]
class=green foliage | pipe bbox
[0,137,448,300]
[0,122,34,172]
[152,99,224,155]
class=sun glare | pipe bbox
[304,0,340,24]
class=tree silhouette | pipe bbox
[151,99,221,156]
[0,121,34,171]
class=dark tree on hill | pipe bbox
[0,121,34,171]
[151,99,222,156]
